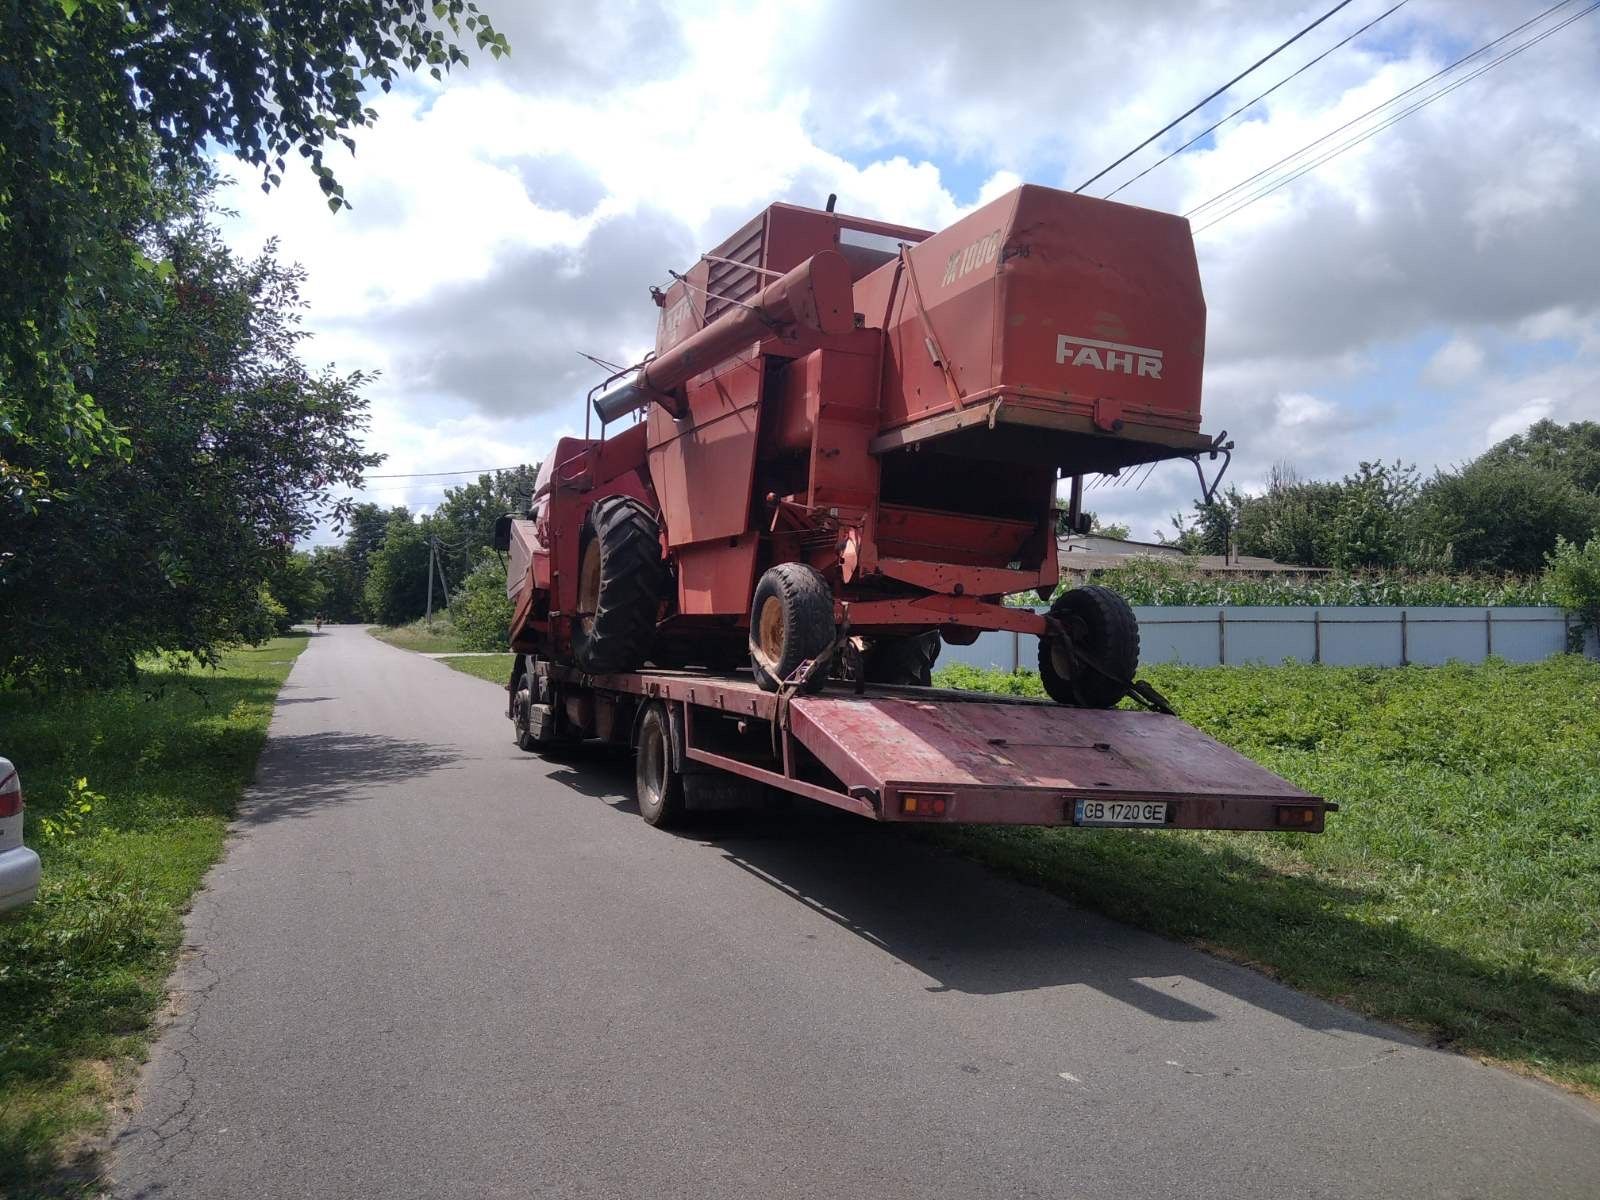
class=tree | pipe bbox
[363,514,437,626]
[1479,419,1600,496]
[1410,459,1600,575]
[310,546,365,623]
[0,177,379,680]
[2,0,506,512]
[1086,514,1131,540]
[1325,461,1420,570]
[267,551,326,631]
[431,465,539,579]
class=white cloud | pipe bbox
[1423,337,1486,387]
[214,0,1600,546]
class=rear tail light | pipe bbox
[1275,805,1319,827]
[900,791,953,818]
[0,769,21,819]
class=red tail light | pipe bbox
[0,768,22,819]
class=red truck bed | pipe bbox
[542,664,1328,832]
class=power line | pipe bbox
[1188,0,1581,220]
[1074,0,1359,194]
[1101,0,1412,201]
[1190,0,1597,231]
[363,465,527,479]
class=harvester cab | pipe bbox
[501,183,1231,706]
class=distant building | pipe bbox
[1058,534,1329,580]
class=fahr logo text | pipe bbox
[1055,334,1163,380]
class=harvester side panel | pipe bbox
[647,361,764,548]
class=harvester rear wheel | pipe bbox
[864,632,941,687]
[749,563,835,693]
[1039,586,1139,708]
[571,496,666,675]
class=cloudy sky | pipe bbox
[217,0,1600,544]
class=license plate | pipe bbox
[1074,798,1168,827]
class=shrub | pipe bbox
[449,554,513,652]
[1545,536,1600,643]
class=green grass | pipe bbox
[932,658,1600,1095]
[436,653,514,686]
[368,617,469,654]
[0,637,307,1196]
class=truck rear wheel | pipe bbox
[571,495,666,674]
[749,563,835,693]
[635,703,686,828]
[1039,586,1139,708]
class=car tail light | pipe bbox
[0,769,21,819]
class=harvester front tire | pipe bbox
[749,563,835,694]
[1039,586,1139,709]
[864,632,941,687]
[571,496,666,675]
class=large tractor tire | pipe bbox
[749,563,835,693]
[571,495,666,675]
[1039,585,1139,708]
[864,632,941,687]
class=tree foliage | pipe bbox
[1,0,506,511]
[362,513,436,627]
[1544,536,1600,638]
[448,553,513,651]
[431,466,539,579]
[0,179,379,680]
[1478,419,1600,496]
[1410,459,1600,576]
[1163,434,1600,576]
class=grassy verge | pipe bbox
[436,653,514,686]
[0,637,308,1196]
[932,658,1600,1095]
[368,617,469,654]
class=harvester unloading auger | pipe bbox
[498,183,1233,705]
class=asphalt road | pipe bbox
[112,624,1600,1199]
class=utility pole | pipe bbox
[436,548,452,611]
[425,536,437,623]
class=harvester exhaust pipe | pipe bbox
[593,250,855,424]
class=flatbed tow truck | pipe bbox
[509,657,1331,834]
[498,184,1331,840]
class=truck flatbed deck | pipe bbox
[519,661,1329,833]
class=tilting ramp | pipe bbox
[787,692,1325,829]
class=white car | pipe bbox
[0,757,41,913]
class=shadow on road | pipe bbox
[242,731,459,825]
[524,743,1600,1066]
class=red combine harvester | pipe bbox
[495,183,1329,834]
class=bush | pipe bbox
[449,554,513,652]
[1545,535,1600,640]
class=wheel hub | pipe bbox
[757,595,785,663]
